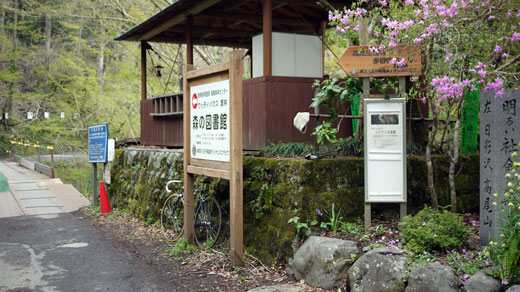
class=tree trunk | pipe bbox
[1,0,5,52]
[355,18,369,142]
[449,108,462,212]
[77,5,83,59]
[97,24,106,87]
[45,14,51,70]
[426,98,440,209]
[13,0,17,47]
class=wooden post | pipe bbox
[364,203,371,233]
[186,15,193,65]
[229,50,244,266]
[321,21,326,76]
[183,63,196,244]
[399,76,408,221]
[262,0,272,76]
[92,163,97,208]
[363,77,370,233]
[141,41,147,100]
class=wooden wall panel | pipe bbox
[140,99,183,147]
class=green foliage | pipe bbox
[246,166,275,219]
[287,216,317,237]
[487,151,520,285]
[318,203,344,234]
[166,239,197,260]
[399,206,470,253]
[310,77,361,145]
[261,142,313,157]
[447,249,487,285]
[340,220,362,235]
[335,137,363,157]
[54,158,100,197]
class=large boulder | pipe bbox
[507,285,520,292]
[286,236,358,289]
[347,247,409,292]
[463,271,502,292]
[247,285,305,292]
[406,263,459,292]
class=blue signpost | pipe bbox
[88,124,108,208]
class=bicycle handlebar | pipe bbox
[165,180,183,193]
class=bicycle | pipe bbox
[161,180,222,248]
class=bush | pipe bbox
[399,206,470,253]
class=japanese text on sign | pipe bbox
[88,123,108,163]
[190,80,230,162]
[480,89,520,244]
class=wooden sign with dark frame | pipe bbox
[183,50,244,266]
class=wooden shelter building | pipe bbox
[116,0,352,150]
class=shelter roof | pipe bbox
[116,0,352,48]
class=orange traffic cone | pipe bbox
[99,181,112,215]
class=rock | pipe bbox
[507,285,520,292]
[406,263,459,292]
[347,247,409,292]
[286,236,358,289]
[247,285,305,292]
[463,271,502,292]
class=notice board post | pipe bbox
[88,123,109,208]
[338,45,421,233]
[183,50,244,266]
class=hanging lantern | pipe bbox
[154,65,164,77]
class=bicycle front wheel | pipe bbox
[194,198,222,248]
[161,194,184,242]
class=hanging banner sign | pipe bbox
[190,80,230,162]
[88,123,109,163]
[461,88,479,154]
[338,45,422,78]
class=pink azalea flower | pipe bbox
[494,45,502,53]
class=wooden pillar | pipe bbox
[262,0,272,76]
[186,15,193,65]
[141,41,147,100]
[321,21,326,76]
[183,64,195,244]
[230,50,244,266]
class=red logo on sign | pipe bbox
[192,93,198,109]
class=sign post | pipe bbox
[338,45,422,233]
[88,123,109,208]
[184,50,244,266]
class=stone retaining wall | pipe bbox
[108,148,479,264]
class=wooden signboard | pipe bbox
[338,45,422,78]
[183,50,244,266]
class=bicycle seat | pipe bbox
[165,180,183,193]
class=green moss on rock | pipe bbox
[109,149,479,265]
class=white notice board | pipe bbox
[364,98,407,203]
[190,80,230,162]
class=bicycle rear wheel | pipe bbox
[194,198,222,248]
[161,194,184,242]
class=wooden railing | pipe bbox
[150,92,183,117]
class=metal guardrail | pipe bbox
[8,140,55,178]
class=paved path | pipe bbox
[0,161,167,292]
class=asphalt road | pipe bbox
[0,161,166,292]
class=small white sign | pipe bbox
[3,112,7,119]
[190,80,230,162]
[364,99,406,203]
[60,112,65,119]
[107,139,115,162]
[27,112,33,120]
[44,112,50,119]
